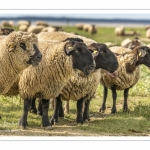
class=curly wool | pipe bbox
[18,41,77,100]
[100,46,140,90]
[60,70,101,101]
[0,31,38,94]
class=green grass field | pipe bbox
[1,26,150,136]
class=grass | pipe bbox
[1,25,150,136]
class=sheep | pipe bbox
[17,20,31,27]
[121,38,146,49]
[124,29,141,36]
[27,25,44,34]
[18,20,31,32]
[32,43,118,125]
[6,39,95,129]
[41,26,63,32]
[83,24,97,35]
[37,31,96,46]
[99,45,150,114]
[1,20,14,28]
[0,31,42,95]
[104,42,118,48]
[114,26,125,36]
[35,21,49,27]
[76,23,84,30]
[146,28,150,38]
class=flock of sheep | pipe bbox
[1,20,150,131]
[0,20,63,34]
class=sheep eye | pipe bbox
[75,50,79,53]
[20,43,26,51]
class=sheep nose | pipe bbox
[89,63,96,71]
[36,53,42,61]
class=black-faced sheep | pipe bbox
[31,31,119,124]
[6,39,95,129]
[99,46,150,113]
[0,31,42,95]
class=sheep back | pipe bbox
[100,46,140,90]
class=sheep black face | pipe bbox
[65,41,95,75]
[136,46,150,67]
[88,43,118,73]
[1,28,14,35]
[27,44,42,67]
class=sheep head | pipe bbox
[64,41,95,75]
[134,46,150,67]
[88,43,118,73]
[6,31,42,71]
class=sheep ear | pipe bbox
[87,43,98,53]
[8,44,16,52]
[138,49,146,57]
[65,45,74,55]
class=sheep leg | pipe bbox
[41,99,52,128]
[111,85,117,113]
[64,101,70,114]
[58,100,64,118]
[83,99,91,121]
[76,98,84,124]
[50,95,61,125]
[99,86,108,113]
[19,98,31,129]
[29,97,37,115]
[37,99,43,116]
[123,88,129,112]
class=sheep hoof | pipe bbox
[111,110,117,114]
[99,107,106,113]
[77,123,84,126]
[84,119,90,122]
[19,125,28,130]
[50,119,58,125]
[43,126,53,130]
[76,120,84,124]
